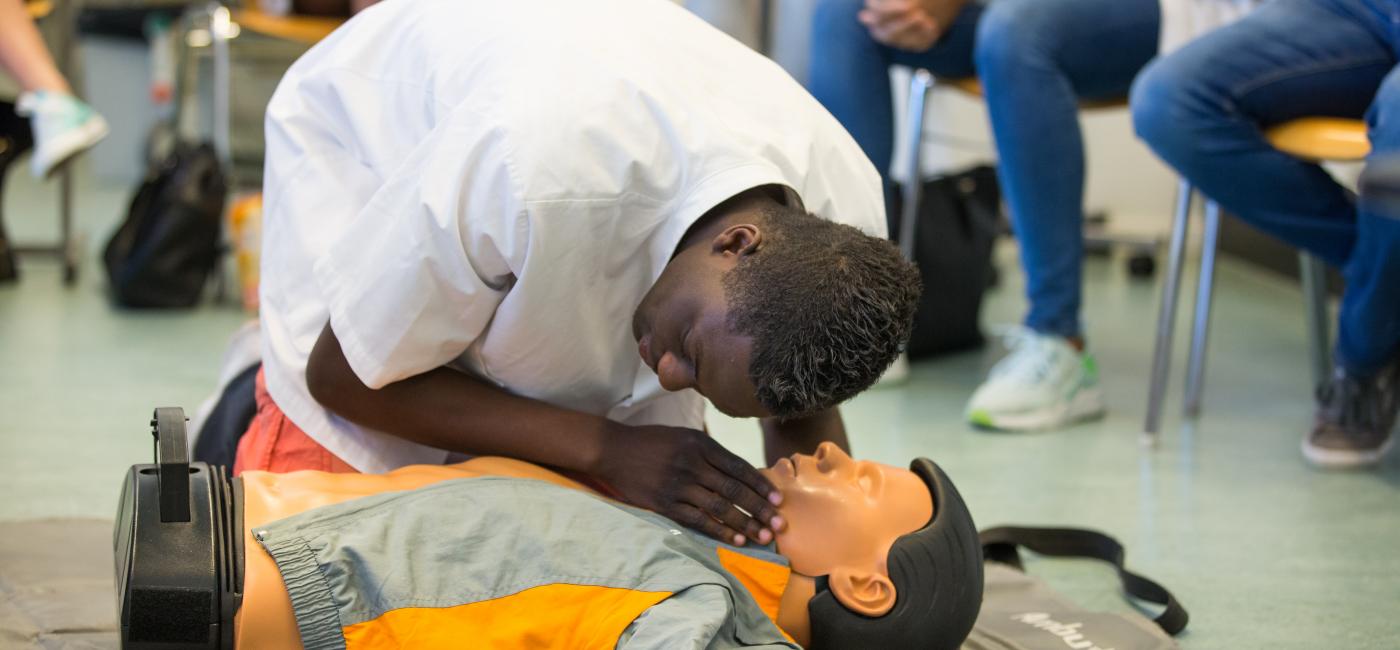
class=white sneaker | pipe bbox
[965,327,1105,431]
[15,91,109,178]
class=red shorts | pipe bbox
[233,369,357,475]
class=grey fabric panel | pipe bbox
[615,583,796,650]
[256,476,797,649]
[0,519,119,649]
[259,535,346,650]
[963,563,1178,650]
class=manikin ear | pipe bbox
[828,566,897,617]
[711,224,763,258]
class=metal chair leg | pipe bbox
[1183,200,1222,417]
[211,2,234,171]
[1299,252,1332,387]
[897,69,933,263]
[1145,180,1195,439]
[59,167,75,285]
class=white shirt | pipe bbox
[1159,0,1265,54]
[259,0,886,473]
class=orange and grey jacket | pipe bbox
[254,476,800,649]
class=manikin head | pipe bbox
[631,186,920,418]
[761,443,984,650]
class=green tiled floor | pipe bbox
[2,165,1397,648]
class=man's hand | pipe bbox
[596,424,784,546]
[858,0,965,52]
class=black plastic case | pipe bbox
[114,407,243,648]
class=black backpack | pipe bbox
[103,142,226,308]
[896,165,1002,359]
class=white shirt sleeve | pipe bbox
[313,108,525,390]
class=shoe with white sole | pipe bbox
[1302,361,1399,469]
[15,90,109,178]
[965,327,1105,431]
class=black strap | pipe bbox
[980,526,1189,636]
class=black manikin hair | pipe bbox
[806,458,984,650]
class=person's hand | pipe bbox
[858,0,960,52]
[596,423,784,546]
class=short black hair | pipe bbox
[806,459,985,650]
[723,204,920,419]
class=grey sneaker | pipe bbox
[1302,362,1400,469]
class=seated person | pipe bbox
[1132,0,1400,469]
[807,0,1259,432]
[235,443,983,649]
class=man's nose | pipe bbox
[656,351,697,392]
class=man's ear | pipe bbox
[711,224,763,257]
[828,566,897,617]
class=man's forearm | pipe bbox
[759,407,848,466]
[306,323,616,475]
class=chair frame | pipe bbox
[1143,185,1332,438]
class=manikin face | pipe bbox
[760,442,933,616]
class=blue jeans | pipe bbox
[1133,0,1400,376]
[808,0,1160,338]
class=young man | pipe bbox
[1132,0,1400,468]
[246,0,921,547]
[807,0,1258,431]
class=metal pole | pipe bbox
[1183,199,1221,417]
[898,70,932,262]
[1144,180,1194,441]
[58,0,79,285]
[1299,253,1332,387]
[60,169,74,284]
[210,3,233,170]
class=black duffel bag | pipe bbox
[103,142,226,308]
[896,165,1002,359]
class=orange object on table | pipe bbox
[227,192,262,312]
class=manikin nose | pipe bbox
[814,441,838,472]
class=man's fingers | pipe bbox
[700,445,782,532]
[871,10,930,46]
[695,470,775,541]
[684,484,767,544]
[671,502,746,546]
[701,440,780,503]
[863,0,918,16]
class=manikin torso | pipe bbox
[233,458,815,649]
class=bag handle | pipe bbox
[151,406,191,523]
[980,526,1189,636]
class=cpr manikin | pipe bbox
[226,444,981,649]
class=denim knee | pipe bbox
[1130,57,1208,168]
[973,0,1061,75]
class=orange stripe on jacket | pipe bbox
[341,584,672,650]
[716,546,795,644]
